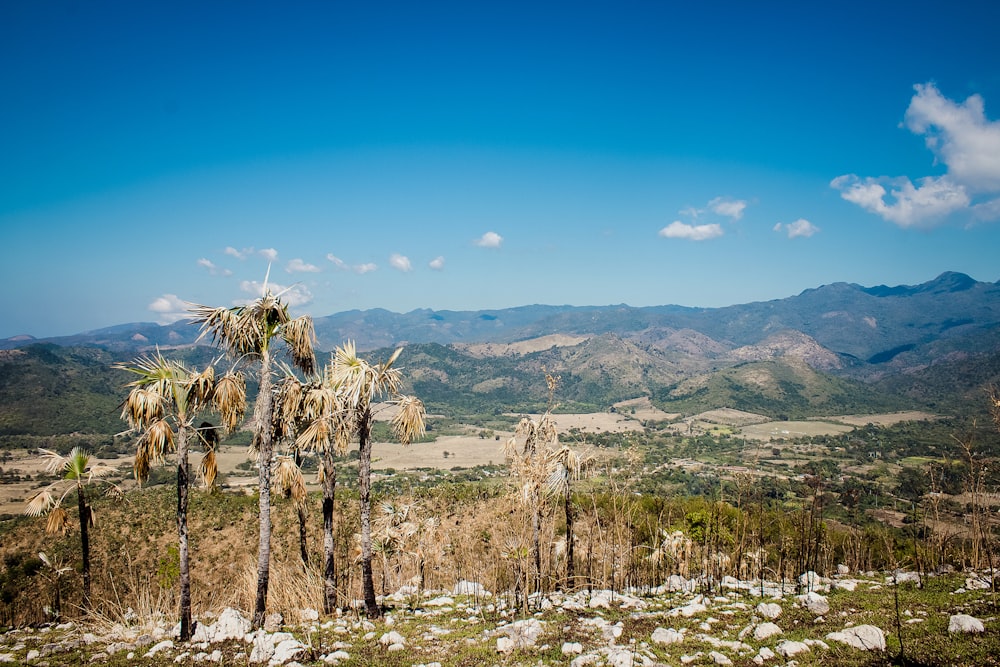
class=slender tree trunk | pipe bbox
[177,427,192,641]
[76,485,91,610]
[565,486,575,590]
[294,448,309,567]
[322,448,337,613]
[254,352,274,629]
[532,502,542,597]
[358,408,380,618]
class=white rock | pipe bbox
[269,638,305,665]
[965,576,991,590]
[755,602,782,619]
[145,640,174,658]
[889,571,920,585]
[387,643,405,652]
[837,564,850,575]
[298,608,319,622]
[379,630,405,646]
[757,646,775,662]
[775,640,810,657]
[570,654,601,667]
[496,636,515,653]
[605,647,635,667]
[562,641,584,655]
[425,596,455,607]
[499,618,545,649]
[453,580,490,597]
[826,625,886,651]
[753,623,782,641]
[709,651,733,666]
[833,580,857,592]
[651,627,684,645]
[949,614,985,633]
[796,591,829,615]
[323,650,350,663]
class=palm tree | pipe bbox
[277,372,349,613]
[190,273,315,628]
[25,447,119,610]
[326,342,425,618]
[117,351,245,640]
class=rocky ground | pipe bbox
[0,571,996,666]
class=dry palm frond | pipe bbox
[186,364,215,410]
[200,448,218,487]
[24,488,56,517]
[147,418,175,460]
[281,316,316,375]
[273,456,307,504]
[296,417,333,452]
[46,507,72,534]
[213,371,246,432]
[391,395,426,445]
[37,449,67,475]
[120,387,166,430]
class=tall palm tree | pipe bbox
[25,447,119,610]
[117,351,245,640]
[190,274,315,628]
[277,372,349,613]
[327,342,425,618]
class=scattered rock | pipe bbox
[379,630,406,646]
[263,613,284,633]
[753,622,782,641]
[796,591,830,615]
[562,641,584,655]
[755,602,782,619]
[826,625,885,651]
[949,614,985,633]
[775,640,810,657]
[651,627,684,645]
[709,650,733,666]
[453,580,490,597]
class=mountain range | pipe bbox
[2,271,1000,430]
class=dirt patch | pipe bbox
[508,412,646,433]
[691,408,770,426]
[456,334,590,358]
[822,411,939,427]
[740,420,854,441]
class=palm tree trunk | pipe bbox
[358,408,380,618]
[322,448,337,613]
[294,448,309,568]
[565,486,575,590]
[76,485,91,609]
[177,427,192,641]
[254,352,275,629]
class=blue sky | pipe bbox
[2,1,1000,338]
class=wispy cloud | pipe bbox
[327,253,378,274]
[286,258,321,273]
[773,218,820,238]
[148,294,189,324]
[224,246,251,260]
[833,82,1000,227]
[197,258,232,276]
[389,253,413,272]
[658,221,723,241]
[708,196,748,220]
[429,256,445,270]
[237,280,312,308]
[475,231,503,248]
[259,247,279,262]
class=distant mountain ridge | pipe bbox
[2,272,1000,431]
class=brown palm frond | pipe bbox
[120,387,166,430]
[296,417,333,452]
[274,455,307,505]
[391,395,426,445]
[134,437,153,484]
[282,316,316,375]
[189,304,252,357]
[213,371,246,432]
[200,448,218,488]
[186,364,216,409]
[45,507,71,535]
[147,418,175,461]
[24,488,56,517]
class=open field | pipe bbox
[821,410,938,427]
[740,420,855,441]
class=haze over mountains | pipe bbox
[3,272,999,426]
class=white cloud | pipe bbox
[328,253,378,274]
[709,197,748,220]
[429,256,445,270]
[286,258,321,273]
[225,246,250,260]
[774,218,820,238]
[905,83,1000,192]
[238,280,313,308]
[834,83,1000,226]
[198,258,232,276]
[259,248,279,262]
[389,253,413,272]
[475,231,503,248]
[148,294,189,324]
[831,174,969,228]
[658,221,724,241]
